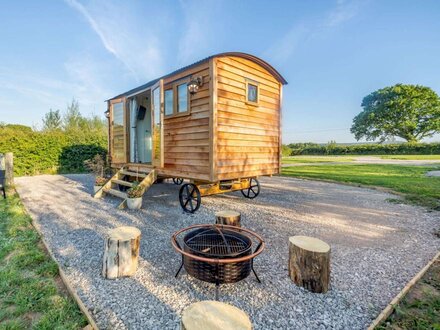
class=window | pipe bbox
[177,83,188,113]
[247,82,258,104]
[164,89,173,115]
[164,79,190,117]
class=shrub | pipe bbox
[127,182,143,198]
[0,126,107,176]
[296,143,440,155]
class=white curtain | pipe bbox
[129,98,138,163]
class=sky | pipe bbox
[0,0,439,143]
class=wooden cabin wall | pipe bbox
[214,56,281,181]
[162,62,212,181]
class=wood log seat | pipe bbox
[181,300,252,330]
[102,226,141,279]
[288,235,331,293]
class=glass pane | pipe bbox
[248,84,258,103]
[153,87,161,163]
[112,102,124,162]
[164,89,173,115]
[177,84,188,113]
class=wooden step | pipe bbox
[104,188,127,199]
[112,179,134,187]
[120,170,148,178]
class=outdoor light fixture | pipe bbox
[104,110,110,119]
[187,76,203,95]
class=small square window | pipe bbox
[247,83,258,103]
[164,89,173,115]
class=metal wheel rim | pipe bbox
[173,177,183,185]
[179,183,201,213]
[241,178,260,199]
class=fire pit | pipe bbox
[171,224,265,299]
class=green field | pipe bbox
[0,193,87,329]
[282,156,355,163]
[379,155,440,160]
[282,164,440,209]
[282,155,440,164]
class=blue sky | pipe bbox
[1,0,439,143]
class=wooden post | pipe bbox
[181,300,252,330]
[5,153,13,186]
[215,210,241,227]
[288,236,330,293]
[102,226,141,279]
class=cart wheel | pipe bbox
[179,183,201,213]
[241,178,260,199]
[173,177,184,185]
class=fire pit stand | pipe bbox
[171,224,265,300]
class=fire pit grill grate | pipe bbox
[172,224,265,299]
[184,227,252,258]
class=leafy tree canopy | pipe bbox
[42,109,62,131]
[351,84,440,143]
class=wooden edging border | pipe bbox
[367,251,440,330]
[16,190,99,330]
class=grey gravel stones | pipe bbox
[16,174,439,330]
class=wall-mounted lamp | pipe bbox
[104,110,110,119]
[187,76,204,95]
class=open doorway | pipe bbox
[129,90,152,164]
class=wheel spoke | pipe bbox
[250,187,256,195]
[184,197,191,207]
[189,199,194,211]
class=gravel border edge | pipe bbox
[17,189,100,330]
[367,251,440,330]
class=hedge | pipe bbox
[286,143,440,156]
[0,127,107,176]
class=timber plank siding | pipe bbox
[107,52,286,183]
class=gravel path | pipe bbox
[16,174,439,330]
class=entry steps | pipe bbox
[93,167,157,209]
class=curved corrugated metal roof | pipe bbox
[107,52,287,101]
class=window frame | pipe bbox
[164,88,174,116]
[245,79,260,106]
[164,77,191,118]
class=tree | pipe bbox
[351,84,440,143]
[63,98,84,131]
[42,109,62,131]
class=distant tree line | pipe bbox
[282,142,440,156]
[0,99,107,175]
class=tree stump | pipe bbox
[215,210,241,227]
[288,235,330,293]
[181,300,252,330]
[102,226,141,279]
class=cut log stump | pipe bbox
[288,235,330,293]
[215,210,241,227]
[181,300,252,330]
[102,226,141,279]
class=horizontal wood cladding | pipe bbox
[163,61,211,179]
[215,55,281,180]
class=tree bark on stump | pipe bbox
[288,236,330,293]
[215,210,241,227]
[102,226,141,279]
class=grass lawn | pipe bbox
[0,192,87,329]
[379,155,440,160]
[376,257,440,330]
[282,164,440,209]
[282,156,355,163]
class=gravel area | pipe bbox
[16,174,439,330]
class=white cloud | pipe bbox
[64,0,164,82]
